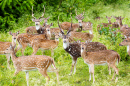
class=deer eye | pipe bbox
[6,49,8,50]
[126,40,128,42]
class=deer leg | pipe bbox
[15,43,22,53]
[51,49,54,57]
[51,64,59,84]
[21,44,28,56]
[12,70,20,83]
[88,64,91,81]
[108,66,111,75]
[69,57,77,75]
[6,54,11,70]
[90,64,95,83]
[25,71,29,86]
[38,69,50,86]
[111,65,119,82]
[32,46,38,55]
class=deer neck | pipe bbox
[108,20,112,24]
[11,50,17,61]
[118,22,123,28]
[35,25,41,30]
[127,45,129,53]
[63,41,69,49]
[79,22,82,27]
[81,49,87,59]
[12,40,16,48]
[89,30,93,34]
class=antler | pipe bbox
[82,8,85,16]
[67,13,72,35]
[32,6,36,19]
[39,5,45,19]
[75,9,77,15]
[58,16,64,35]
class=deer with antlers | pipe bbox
[60,16,94,42]
[31,33,60,56]
[75,9,93,33]
[4,44,59,86]
[25,6,45,34]
[15,33,47,55]
[0,31,19,69]
[58,16,107,75]
[80,42,120,83]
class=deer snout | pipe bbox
[82,47,84,50]
[63,40,67,43]
[36,24,38,25]
[14,38,16,40]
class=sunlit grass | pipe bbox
[0,1,130,86]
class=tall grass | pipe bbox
[0,1,130,86]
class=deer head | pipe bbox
[75,9,85,26]
[9,31,20,43]
[32,5,45,26]
[106,16,112,23]
[58,16,72,48]
[119,37,130,46]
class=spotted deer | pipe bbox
[25,6,45,34]
[119,37,130,56]
[15,33,47,55]
[4,44,59,86]
[31,33,60,56]
[97,16,112,31]
[0,31,19,69]
[80,42,120,83]
[75,9,93,33]
[116,17,130,38]
[44,23,60,39]
[59,16,94,42]
[58,17,107,75]
[111,16,124,29]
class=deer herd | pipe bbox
[0,6,129,86]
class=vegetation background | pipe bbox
[0,0,130,86]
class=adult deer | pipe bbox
[25,6,45,34]
[119,37,130,56]
[75,9,93,33]
[0,31,19,69]
[58,17,107,75]
[31,33,60,56]
[15,33,47,55]
[59,16,94,42]
[44,23,60,39]
[4,44,59,86]
[80,42,120,83]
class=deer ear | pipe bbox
[40,18,43,21]
[50,23,53,26]
[122,17,124,20]
[47,17,50,19]
[91,23,93,26]
[9,31,12,36]
[16,31,20,35]
[75,16,79,20]
[106,16,108,18]
[32,19,35,22]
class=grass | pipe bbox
[0,1,130,86]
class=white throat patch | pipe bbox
[63,43,68,49]
[81,49,83,54]
[79,23,82,26]
[127,45,129,53]
[36,25,40,30]
[89,30,93,34]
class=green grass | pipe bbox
[0,1,130,86]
